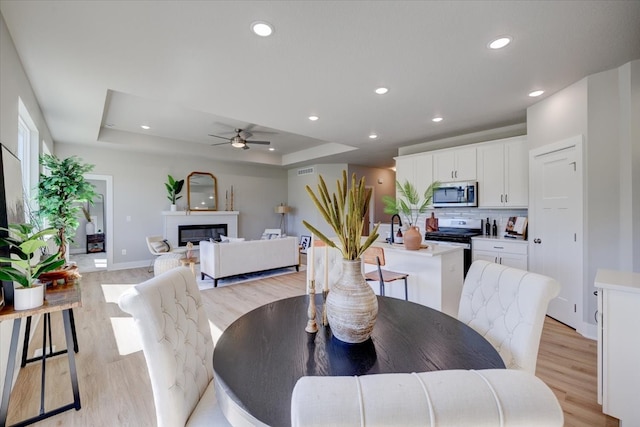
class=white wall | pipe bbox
[527,60,640,329]
[54,144,287,268]
[0,12,56,407]
[347,165,396,224]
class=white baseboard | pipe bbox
[109,260,149,271]
[577,321,598,340]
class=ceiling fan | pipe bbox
[208,128,271,150]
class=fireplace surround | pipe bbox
[178,224,228,246]
[162,211,239,248]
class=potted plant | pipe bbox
[0,223,65,310]
[381,179,439,250]
[303,170,380,344]
[37,154,96,260]
[165,174,184,211]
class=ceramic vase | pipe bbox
[13,282,44,310]
[170,204,177,212]
[326,259,378,343]
[403,225,422,250]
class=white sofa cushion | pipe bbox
[291,369,563,427]
[200,236,299,285]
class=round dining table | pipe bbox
[213,294,505,427]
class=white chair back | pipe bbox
[118,268,215,426]
[458,260,560,373]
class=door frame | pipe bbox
[85,173,113,270]
[529,135,589,336]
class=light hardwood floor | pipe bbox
[6,267,618,426]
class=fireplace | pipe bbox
[178,224,228,246]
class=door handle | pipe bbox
[533,238,542,244]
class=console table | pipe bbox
[213,294,505,426]
[0,284,82,426]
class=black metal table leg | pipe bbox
[0,318,22,427]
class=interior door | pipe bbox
[530,142,582,328]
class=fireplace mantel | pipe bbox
[162,211,239,247]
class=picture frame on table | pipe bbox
[299,235,311,254]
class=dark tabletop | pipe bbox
[213,294,505,427]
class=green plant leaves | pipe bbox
[381,180,440,226]
[303,170,380,260]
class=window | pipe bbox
[18,97,40,221]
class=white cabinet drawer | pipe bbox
[473,239,528,255]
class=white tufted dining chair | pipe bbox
[118,267,230,427]
[458,260,560,374]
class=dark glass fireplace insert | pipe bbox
[178,224,228,246]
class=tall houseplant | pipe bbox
[382,179,439,250]
[165,174,184,211]
[0,224,65,309]
[303,171,380,343]
[37,154,96,260]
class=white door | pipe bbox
[530,141,582,328]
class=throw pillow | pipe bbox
[220,234,245,243]
[151,240,169,253]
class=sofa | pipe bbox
[291,369,564,426]
[200,237,300,286]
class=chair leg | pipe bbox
[147,258,154,273]
[379,280,385,296]
[403,278,408,301]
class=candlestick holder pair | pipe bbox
[305,279,329,333]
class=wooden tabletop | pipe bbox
[0,283,81,321]
[213,294,504,426]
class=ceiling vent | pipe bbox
[297,167,315,176]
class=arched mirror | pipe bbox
[187,172,218,211]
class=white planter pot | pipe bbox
[170,204,177,212]
[86,221,95,235]
[13,283,44,311]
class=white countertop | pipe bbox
[472,235,528,244]
[371,241,463,257]
[595,269,640,294]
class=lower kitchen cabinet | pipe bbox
[595,269,640,426]
[472,237,528,270]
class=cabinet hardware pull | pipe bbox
[501,194,503,203]
[493,246,504,249]
[505,194,508,203]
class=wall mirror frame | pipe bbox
[187,172,218,211]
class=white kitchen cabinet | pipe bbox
[433,146,476,182]
[477,136,528,208]
[394,153,434,197]
[472,237,528,270]
[595,269,640,426]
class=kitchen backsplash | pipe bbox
[380,208,528,238]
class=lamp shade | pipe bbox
[275,205,291,214]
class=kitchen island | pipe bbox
[364,242,464,316]
[308,238,464,317]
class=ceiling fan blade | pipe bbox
[246,140,271,145]
[242,145,250,150]
[208,134,231,141]
[211,141,231,146]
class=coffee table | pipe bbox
[213,294,505,426]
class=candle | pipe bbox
[308,237,315,280]
[323,245,329,291]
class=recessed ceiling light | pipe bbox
[529,90,545,97]
[251,21,273,37]
[140,125,150,130]
[269,147,275,151]
[308,115,319,121]
[432,117,443,123]
[369,134,378,139]
[375,87,389,95]
[488,36,512,49]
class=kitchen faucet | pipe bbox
[390,214,403,244]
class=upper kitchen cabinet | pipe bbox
[433,146,476,182]
[477,136,528,208]
[395,152,434,196]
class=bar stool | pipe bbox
[363,246,409,300]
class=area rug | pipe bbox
[197,265,304,290]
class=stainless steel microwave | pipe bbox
[432,181,478,207]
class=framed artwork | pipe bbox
[1,142,26,306]
[299,235,311,253]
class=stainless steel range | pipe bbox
[424,218,483,276]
